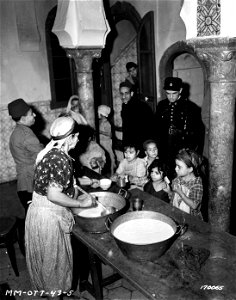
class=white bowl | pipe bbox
[99,178,112,190]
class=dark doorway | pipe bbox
[159,41,209,157]
[45,6,78,109]
[137,11,157,112]
[99,1,157,113]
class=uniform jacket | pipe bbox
[155,96,203,155]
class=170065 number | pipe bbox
[200,285,224,290]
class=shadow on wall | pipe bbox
[31,106,50,146]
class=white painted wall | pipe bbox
[0,0,56,105]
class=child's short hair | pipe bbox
[123,142,139,152]
[176,148,205,177]
[143,139,158,151]
[147,159,166,178]
[126,62,137,72]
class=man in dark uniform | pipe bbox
[120,81,155,156]
[155,77,204,179]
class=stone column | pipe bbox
[187,37,236,232]
[66,48,102,128]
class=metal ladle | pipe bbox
[74,185,117,215]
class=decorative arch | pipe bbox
[110,1,141,30]
[159,41,208,99]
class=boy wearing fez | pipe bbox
[8,98,44,213]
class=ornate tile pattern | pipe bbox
[197,0,221,36]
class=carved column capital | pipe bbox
[187,37,236,82]
[65,48,102,72]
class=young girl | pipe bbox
[143,139,159,168]
[111,143,147,187]
[170,148,204,219]
[144,160,170,203]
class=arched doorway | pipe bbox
[159,41,210,158]
[100,2,157,151]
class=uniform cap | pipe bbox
[8,98,30,118]
[50,116,75,140]
[164,77,182,91]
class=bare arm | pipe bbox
[47,185,93,208]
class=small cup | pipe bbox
[99,178,112,190]
[132,198,143,211]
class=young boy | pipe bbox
[111,143,147,188]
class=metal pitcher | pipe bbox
[117,176,126,188]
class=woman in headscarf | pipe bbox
[66,95,87,125]
[98,105,116,175]
[25,116,94,300]
[78,125,106,175]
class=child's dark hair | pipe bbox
[143,139,158,151]
[123,142,139,152]
[176,148,205,177]
[147,159,167,179]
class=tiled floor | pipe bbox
[0,181,148,300]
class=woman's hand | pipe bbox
[91,179,100,188]
[110,174,118,182]
[77,194,95,208]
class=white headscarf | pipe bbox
[66,95,87,125]
[35,116,76,165]
[98,105,111,118]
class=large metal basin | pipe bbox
[110,211,186,262]
[72,191,129,233]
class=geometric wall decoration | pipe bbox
[197,0,221,36]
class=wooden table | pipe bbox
[72,188,236,300]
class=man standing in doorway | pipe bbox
[120,81,155,156]
[155,77,204,179]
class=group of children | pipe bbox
[111,139,205,220]
[67,98,205,220]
